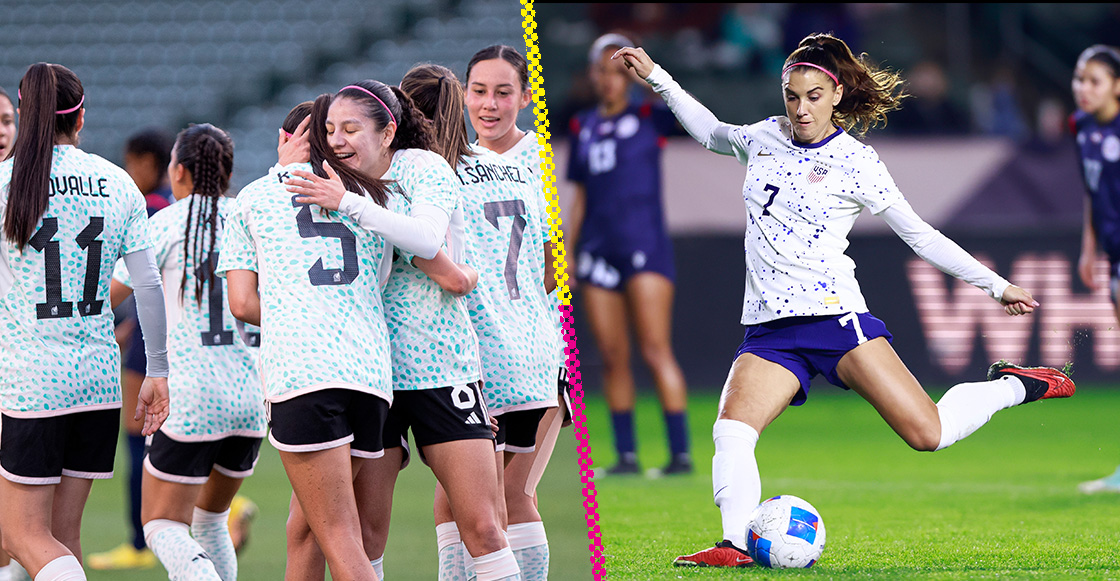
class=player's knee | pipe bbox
[458,519,506,553]
[903,425,941,452]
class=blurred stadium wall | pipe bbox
[538,3,1120,388]
[0,0,535,191]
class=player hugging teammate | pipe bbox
[0,45,561,581]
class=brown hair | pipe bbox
[282,101,313,134]
[4,63,84,250]
[400,63,474,168]
[784,33,908,137]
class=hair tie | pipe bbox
[339,84,397,127]
[782,62,838,86]
[17,89,84,114]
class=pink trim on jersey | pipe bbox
[782,62,839,86]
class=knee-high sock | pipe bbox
[371,556,384,580]
[436,522,468,581]
[470,547,521,581]
[506,522,548,581]
[33,556,85,581]
[190,507,236,581]
[712,419,760,550]
[143,519,222,581]
[935,376,1025,451]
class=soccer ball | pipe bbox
[746,495,826,569]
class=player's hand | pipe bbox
[1000,284,1039,316]
[135,376,170,436]
[611,46,656,80]
[1078,253,1099,291]
[286,161,347,211]
[277,116,311,166]
[489,414,499,437]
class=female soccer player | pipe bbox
[0,62,170,580]
[218,93,403,581]
[1071,44,1120,495]
[399,62,556,581]
[463,44,569,580]
[109,123,265,581]
[285,78,519,580]
[610,34,1076,568]
[566,32,693,476]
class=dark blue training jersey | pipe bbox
[1073,110,1120,260]
[567,101,679,255]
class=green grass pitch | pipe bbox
[586,383,1120,579]
[82,426,592,580]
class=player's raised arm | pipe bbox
[613,46,737,155]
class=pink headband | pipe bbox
[782,62,838,86]
[339,85,396,127]
[17,89,84,114]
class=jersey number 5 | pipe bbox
[30,216,104,320]
[484,199,527,301]
[293,197,359,286]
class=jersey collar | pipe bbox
[791,125,843,149]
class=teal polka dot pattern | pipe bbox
[458,146,554,414]
[381,150,481,391]
[0,145,152,415]
[485,132,565,367]
[112,195,265,439]
[215,163,392,403]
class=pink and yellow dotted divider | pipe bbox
[520,1,605,578]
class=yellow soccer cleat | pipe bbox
[87,542,158,570]
[228,495,259,554]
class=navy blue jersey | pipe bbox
[567,101,679,256]
[1073,110,1120,260]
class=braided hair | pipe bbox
[174,123,234,305]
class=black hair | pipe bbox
[4,62,83,251]
[467,44,530,92]
[124,127,174,187]
[174,123,234,305]
[1078,45,1120,79]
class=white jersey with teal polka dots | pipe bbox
[112,195,265,440]
[381,149,481,391]
[0,145,151,416]
[215,162,392,404]
[489,131,565,368]
[458,145,555,414]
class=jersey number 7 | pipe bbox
[484,199,527,301]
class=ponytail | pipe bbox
[400,63,473,168]
[4,62,83,250]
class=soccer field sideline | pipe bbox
[585,384,1120,579]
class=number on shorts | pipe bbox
[484,199,527,301]
[450,385,477,410]
[292,196,359,286]
[839,312,868,345]
[29,216,105,319]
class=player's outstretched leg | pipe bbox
[985,361,1076,402]
[673,540,753,568]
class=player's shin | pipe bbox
[934,377,1024,450]
[712,419,761,550]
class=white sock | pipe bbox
[935,376,1025,451]
[143,519,222,581]
[436,522,468,581]
[712,419,760,550]
[191,507,236,581]
[506,522,548,581]
[371,556,383,580]
[471,547,521,581]
[0,563,12,581]
[33,556,84,581]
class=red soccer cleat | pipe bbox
[672,540,754,567]
[987,361,1076,403]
